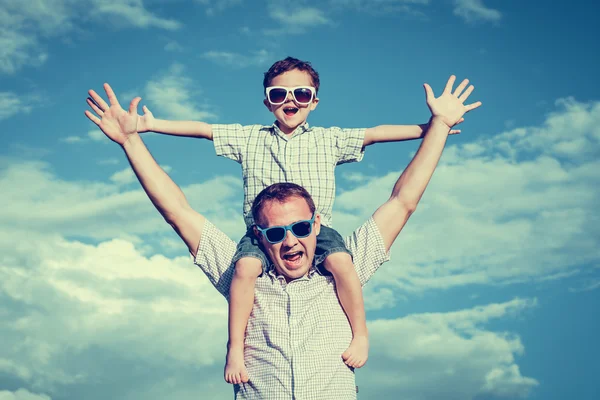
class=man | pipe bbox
[85,76,481,399]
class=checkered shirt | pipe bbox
[212,123,366,228]
[194,218,390,400]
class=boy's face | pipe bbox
[264,68,319,135]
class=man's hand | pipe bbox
[85,83,142,146]
[424,76,481,129]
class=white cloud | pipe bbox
[0,0,181,74]
[110,165,172,186]
[0,388,52,400]
[569,278,600,293]
[143,64,217,121]
[196,0,243,16]
[59,136,83,143]
[201,49,272,68]
[91,0,182,30]
[0,92,35,120]
[265,2,331,34]
[164,40,183,52]
[0,160,243,241]
[360,298,538,399]
[453,0,502,23]
[334,98,600,296]
[329,0,430,16]
[0,229,229,391]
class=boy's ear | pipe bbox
[263,98,272,111]
[310,97,319,111]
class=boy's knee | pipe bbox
[234,257,263,278]
[323,251,353,274]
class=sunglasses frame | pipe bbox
[255,213,316,244]
[265,86,316,105]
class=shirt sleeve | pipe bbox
[345,217,390,286]
[332,127,366,165]
[212,124,253,164]
[193,219,237,298]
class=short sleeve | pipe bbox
[193,219,237,298]
[212,124,253,164]
[333,127,366,165]
[344,217,390,286]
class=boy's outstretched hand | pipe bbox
[85,83,144,146]
[424,75,481,130]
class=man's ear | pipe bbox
[310,97,319,111]
[263,98,272,111]
[313,213,321,236]
[253,225,262,241]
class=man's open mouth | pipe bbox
[283,107,299,116]
[283,251,303,264]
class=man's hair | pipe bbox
[252,182,316,226]
[263,57,321,94]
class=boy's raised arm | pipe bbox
[136,103,213,140]
[363,120,462,147]
[372,76,481,252]
[85,83,206,256]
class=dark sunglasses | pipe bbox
[265,86,315,105]
[255,213,316,244]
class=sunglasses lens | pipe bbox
[268,88,287,104]
[293,88,313,104]
[265,227,286,243]
[291,221,312,238]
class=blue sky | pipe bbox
[1,0,599,399]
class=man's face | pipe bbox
[263,68,319,135]
[254,196,321,281]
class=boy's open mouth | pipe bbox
[283,107,299,116]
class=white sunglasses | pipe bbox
[265,86,316,105]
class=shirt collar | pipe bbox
[271,122,311,138]
[265,260,326,282]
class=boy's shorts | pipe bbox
[232,225,353,272]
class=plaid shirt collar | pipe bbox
[265,259,326,282]
[271,121,312,139]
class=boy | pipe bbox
[134,57,461,384]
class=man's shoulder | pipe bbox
[343,217,390,285]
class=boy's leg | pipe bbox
[323,252,369,369]
[226,256,262,384]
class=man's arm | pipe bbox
[136,104,213,140]
[363,120,462,147]
[372,76,481,252]
[85,83,205,256]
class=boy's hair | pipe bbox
[252,182,316,226]
[263,57,321,94]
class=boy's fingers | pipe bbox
[443,75,456,94]
[423,83,435,102]
[453,79,469,97]
[465,101,482,111]
[86,98,103,116]
[85,110,101,125]
[88,89,109,112]
[459,85,475,102]
[129,97,141,114]
[103,83,120,106]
